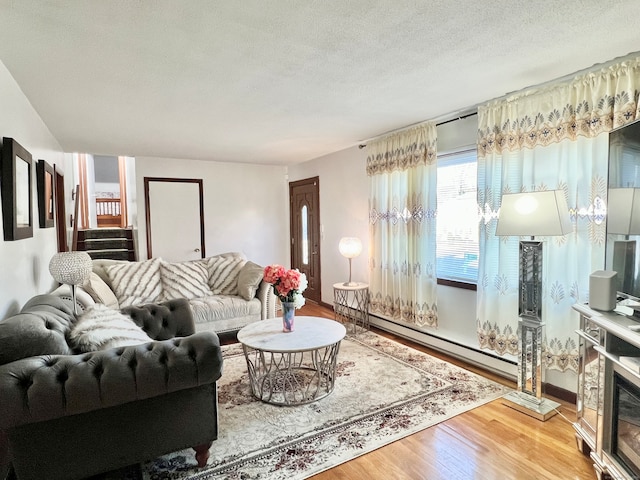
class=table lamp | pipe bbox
[49,251,93,314]
[607,188,640,294]
[495,190,572,421]
[339,237,362,287]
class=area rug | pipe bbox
[142,330,509,480]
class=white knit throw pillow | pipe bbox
[105,258,163,307]
[70,304,153,352]
[207,254,246,295]
[160,259,212,300]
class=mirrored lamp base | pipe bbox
[501,390,560,422]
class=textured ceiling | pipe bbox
[0,1,639,165]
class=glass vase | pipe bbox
[282,301,295,332]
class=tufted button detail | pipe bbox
[18,375,33,390]
[93,363,104,378]
[45,357,58,367]
[173,339,181,347]
[82,354,93,362]
[116,348,125,356]
[147,344,154,351]
[162,319,168,328]
[57,370,69,384]
[188,348,197,362]
[128,356,137,370]
[44,320,52,330]
[159,353,168,364]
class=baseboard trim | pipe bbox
[316,305,573,402]
[544,382,576,404]
[319,300,334,311]
[369,314,518,381]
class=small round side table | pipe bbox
[333,282,370,334]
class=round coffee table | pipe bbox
[237,316,346,406]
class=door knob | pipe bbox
[194,248,200,252]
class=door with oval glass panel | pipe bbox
[289,177,321,304]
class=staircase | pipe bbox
[76,228,137,261]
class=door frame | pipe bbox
[144,177,205,259]
[53,165,67,252]
[289,176,321,304]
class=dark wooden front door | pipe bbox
[289,177,321,304]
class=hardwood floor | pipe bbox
[293,303,596,480]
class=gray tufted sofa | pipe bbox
[0,294,223,480]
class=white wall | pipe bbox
[135,156,289,267]
[124,156,136,228]
[288,146,370,304]
[94,182,120,196]
[0,61,64,319]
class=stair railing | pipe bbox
[96,197,122,228]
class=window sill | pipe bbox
[437,278,477,291]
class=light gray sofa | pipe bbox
[0,294,223,480]
[55,252,277,334]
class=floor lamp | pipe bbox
[496,190,572,421]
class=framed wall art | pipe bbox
[36,159,55,228]
[1,137,33,240]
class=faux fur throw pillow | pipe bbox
[69,304,153,353]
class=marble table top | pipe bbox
[237,316,346,353]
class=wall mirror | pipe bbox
[1,137,33,240]
[606,119,640,299]
[36,159,55,228]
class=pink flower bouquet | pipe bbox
[263,264,308,308]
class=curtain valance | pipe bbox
[366,124,437,176]
[478,56,640,158]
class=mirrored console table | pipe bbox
[573,303,640,480]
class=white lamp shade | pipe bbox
[49,252,93,285]
[339,237,363,258]
[607,188,640,235]
[496,190,572,237]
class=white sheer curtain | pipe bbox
[477,56,640,372]
[368,123,438,327]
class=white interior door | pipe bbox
[146,179,204,262]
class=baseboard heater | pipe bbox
[369,313,518,381]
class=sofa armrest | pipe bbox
[0,332,222,431]
[49,284,96,313]
[257,280,276,319]
[121,298,195,340]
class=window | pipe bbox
[436,148,479,285]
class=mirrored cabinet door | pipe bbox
[575,315,602,453]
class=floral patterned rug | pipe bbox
[142,330,509,480]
